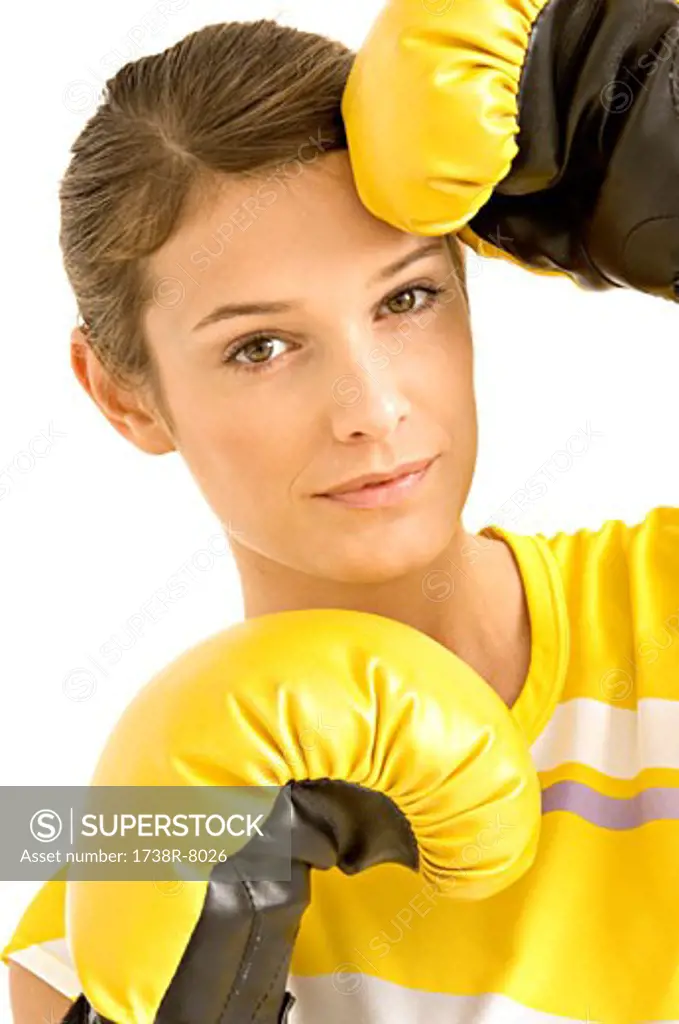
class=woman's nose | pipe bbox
[327,352,411,443]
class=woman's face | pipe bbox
[141,150,477,583]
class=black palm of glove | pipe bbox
[469,0,679,300]
[59,781,417,1023]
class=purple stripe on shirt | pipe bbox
[541,781,679,829]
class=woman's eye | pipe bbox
[223,335,289,372]
[222,284,446,373]
[383,285,444,317]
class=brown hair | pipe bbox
[60,17,467,417]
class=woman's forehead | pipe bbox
[155,152,407,271]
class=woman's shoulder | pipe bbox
[540,504,679,573]
[538,504,679,705]
[1,871,80,1001]
[539,505,679,642]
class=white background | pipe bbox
[1,0,678,1017]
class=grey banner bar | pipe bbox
[0,786,293,881]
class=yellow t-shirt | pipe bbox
[4,506,679,1022]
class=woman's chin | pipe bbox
[306,523,452,585]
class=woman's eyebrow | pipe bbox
[369,237,444,285]
[190,237,445,333]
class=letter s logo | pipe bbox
[30,809,63,842]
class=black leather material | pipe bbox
[60,778,418,1023]
[467,0,679,300]
[61,993,114,1023]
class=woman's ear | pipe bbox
[70,325,176,455]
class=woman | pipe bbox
[4,12,679,1024]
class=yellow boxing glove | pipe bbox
[61,609,540,1023]
[342,0,679,300]
[341,0,552,272]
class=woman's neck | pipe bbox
[230,525,531,709]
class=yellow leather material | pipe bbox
[1,865,69,961]
[458,224,573,283]
[342,0,550,236]
[63,609,540,1023]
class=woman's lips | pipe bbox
[317,458,437,509]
